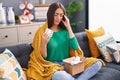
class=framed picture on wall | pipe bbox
[34,4,50,22]
[18,15,31,24]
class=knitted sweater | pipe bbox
[46,29,79,62]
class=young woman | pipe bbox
[27,2,104,80]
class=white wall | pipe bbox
[89,0,120,41]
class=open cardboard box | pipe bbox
[63,56,85,76]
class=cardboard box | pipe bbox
[63,56,85,76]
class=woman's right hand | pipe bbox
[41,32,51,57]
[41,32,50,45]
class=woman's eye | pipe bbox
[54,14,58,16]
[54,14,64,18]
[60,14,63,17]
[60,15,64,17]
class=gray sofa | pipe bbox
[0,32,120,80]
[75,32,120,80]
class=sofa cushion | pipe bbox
[75,32,91,57]
[85,27,105,58]
[94,33,116,62]
[0,44,33,68]
[106,44,120,63]
[0,48,26,80]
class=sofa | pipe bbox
[0,32,120,80]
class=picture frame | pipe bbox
[34,4,50,22]
[18,15,31,24]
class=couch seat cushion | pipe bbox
[105,62,120,71]
[90,67,120,80]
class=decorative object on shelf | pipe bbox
[0,3,7,25]
[7,7,15,25]
[40,0,45,4]
[19,1,34,21]
[18,15,31,24]
[34,4,50,22]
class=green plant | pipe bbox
[65,1,84,32]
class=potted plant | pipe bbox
[65,1,84,32]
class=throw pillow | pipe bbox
[94,33,116,62]
[106,43,120,63]
[85,27,105,58]
[0,48,26,80]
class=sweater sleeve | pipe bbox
[69,37,79,50]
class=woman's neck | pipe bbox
[50,25,61,32]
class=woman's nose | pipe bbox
[57,15,62,20]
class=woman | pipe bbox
[27,2,105,80]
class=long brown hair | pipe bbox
[47,2,66,28]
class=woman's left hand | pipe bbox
[62,15,71,30]
[62,15,74,38]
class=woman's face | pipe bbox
[53,8,64,26]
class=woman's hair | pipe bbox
[47,2,66,28]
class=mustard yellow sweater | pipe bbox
[27,22,105,80]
